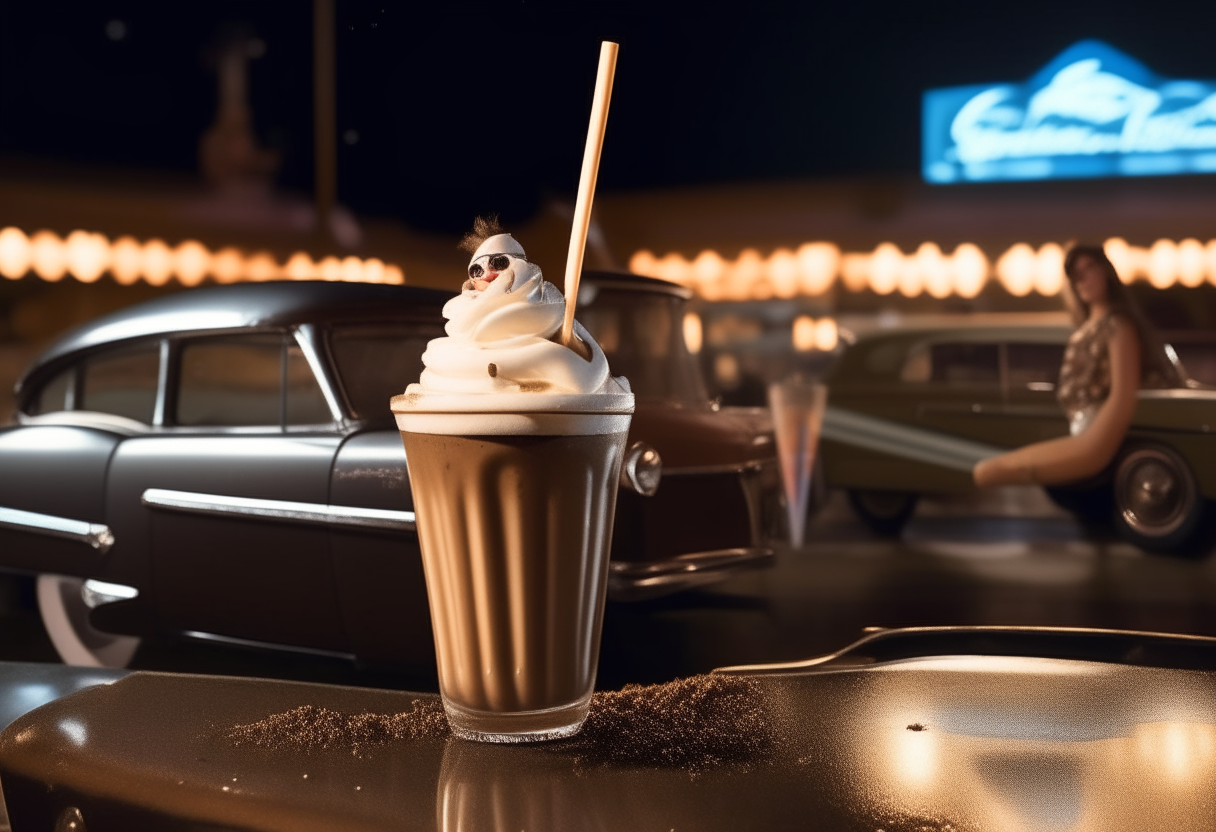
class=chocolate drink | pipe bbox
[397,412,630,741]
[392,230,633,741]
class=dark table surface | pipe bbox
[1,628,1215,832]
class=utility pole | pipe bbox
[313,0,336,244]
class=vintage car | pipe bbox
[820,316,1216,553]
[0,276,779,670]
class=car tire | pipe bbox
[1111,444,1207,554]
[847,489,919,537]
[36,575,141,668]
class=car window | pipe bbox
[286,344,332,425]
[78,344,160,423]
[929,343,999,385]
[328,323,441,422]
[31,366,76,414]
[1007,343,1064,389]
[176,335,283,427]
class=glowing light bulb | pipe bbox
[142,239,173,286]
[1104,237,1135,283]
[383,264,405,284]
[814,317,838,351]
[731,249,763,301]
[173,240,210,286]
[792,315,817,351]
[628,249,658,277]
[767,248,798,298]
[1147,238,1179,290]
[951,243,988,298]
[1206,240,1216,287]
[110,237,143,285]
[0,227,32,279]
[692,249,726,283]
[284,252,315,281]
[1034,242,1065,295]
[682,312,702,354]
[30,231,67,281]
[997,243,1035,296]
[868,243,902,295]
[341,256,363,282]
[210,248,243,283]
[62,231,108,283]
[246,252,279,281]
[1177,239,1205,288]
[656,252,690,285]
[318,256,342,281]
[917,242,950,299]
[839,254,869,293]
[362,257,386,283]
[796,242,839,295]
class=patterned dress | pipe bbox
[1056,313,1182,435]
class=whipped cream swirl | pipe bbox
[411,258,620,396]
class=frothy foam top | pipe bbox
[400,239,630,408]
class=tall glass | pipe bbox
[393,395,632,742]
[768,379,828,548]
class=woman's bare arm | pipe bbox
[973,318,1140,487]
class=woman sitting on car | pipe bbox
[973,244,1182,487]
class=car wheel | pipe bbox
[1111,445,1207,554]
[847,489,919,537]
[36,575,141,668]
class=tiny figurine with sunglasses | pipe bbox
[411,216,608,395]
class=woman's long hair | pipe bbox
[1062,244,1181,384]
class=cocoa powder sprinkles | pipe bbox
[557,675,773,773]
[226,675,771,772]
[227,700,449,755]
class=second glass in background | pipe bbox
[768,378,828,548]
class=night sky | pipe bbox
[2,1,1214,234]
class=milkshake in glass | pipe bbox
[391,228,632,742]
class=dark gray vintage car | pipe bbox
[820,317,1216,553]
[0,277,778,669]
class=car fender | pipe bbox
[0,424,121,576]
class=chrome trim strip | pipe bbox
[141,488,416,532]
[181,629,357,661]
[293,324,346,423]
[153,338,170,427]
[0,506,115,553]
[822,406,1002,472]
[662,459,773,477]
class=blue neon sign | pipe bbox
[923,40,1216,183]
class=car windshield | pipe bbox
[328,322,444,423]
[579,286,708,406]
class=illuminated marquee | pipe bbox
[923,40,1216,183]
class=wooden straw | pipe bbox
[561,41,618,349]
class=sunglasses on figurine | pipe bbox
[468,253,528,280]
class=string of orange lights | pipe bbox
[631,238,1216,300]
[0,227,405,286]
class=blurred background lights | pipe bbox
[141,239,173,286]
[682,312,702,354]
[30,231,67,282]
[791,315,838,352]
[109,236,143,285]
[0,227,32,279]
[1033,243,1065,296]
[65,231,110,283]
[173,240,210,286]
[0,226,406,286]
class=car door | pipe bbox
[911,341,1008,444]
[0,343,159,577]
[112,329,349,653]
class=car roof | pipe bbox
[18,281,455,396]
[583,270,693,299]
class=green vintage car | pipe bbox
[819,316,1216,553]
